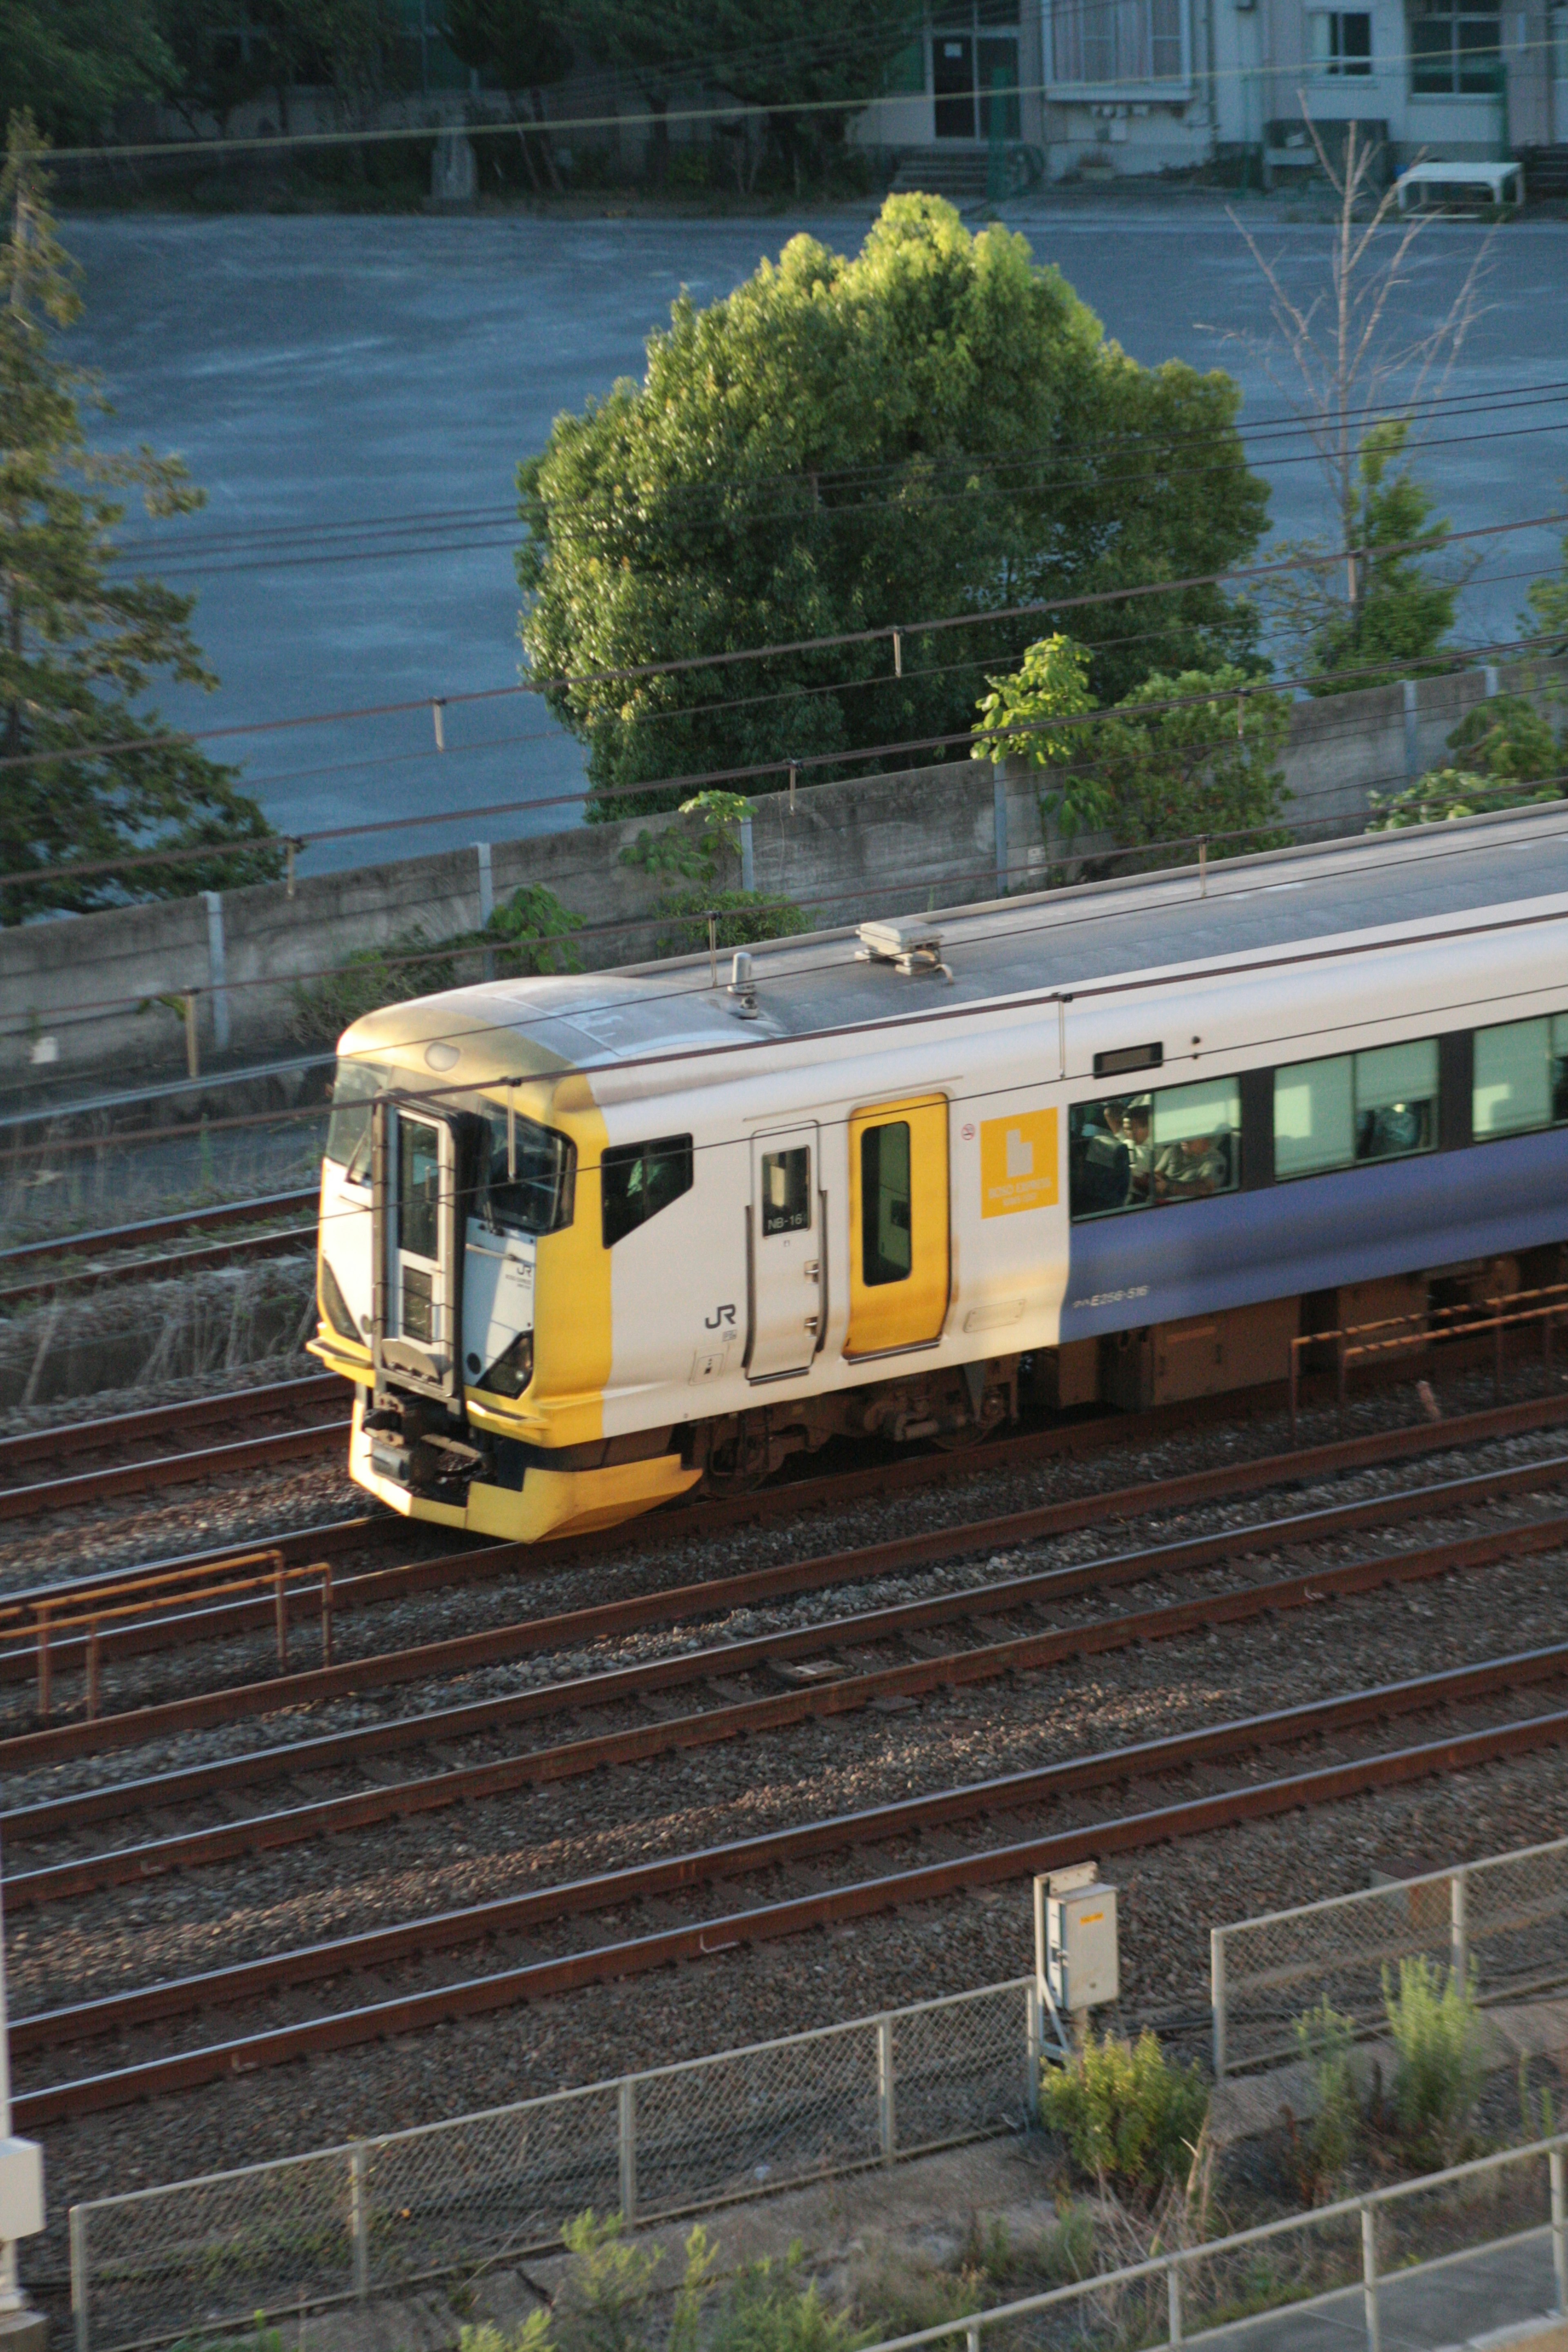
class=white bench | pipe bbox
[1394,158,1523,209]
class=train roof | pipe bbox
[343,806,1568,1076]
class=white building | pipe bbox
[855,0,1568,182]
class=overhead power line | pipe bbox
[2,619,1560,896]
[1,500,1564,797]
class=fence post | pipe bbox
[1167,2254,1184,2346]
[618,2077,638,2226]
[877,2015,896,2160]
[350,2142,370,2300]
[993,772,1009,897]
[1211,1929,1227,2079]
[1361,2201,1381,2352]
[1451,1867,1470,1987]
[739,814,755,893]
[1403,678,1420,784]
[1552,2145,1567,2314]
[69,2205,88,2352]
[203,890,230,1054]
[966,2325,981,2352]
[1025,1981,1042,2110]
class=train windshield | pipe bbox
[474,1105,576,1236]
[325,1059,394,1181]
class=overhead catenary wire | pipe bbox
[105,381,1568,580]
[16,826,1568,1198]
[2,610,1562,899]
[0,494,1562,836]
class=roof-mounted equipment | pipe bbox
[728,949,760,1018]
[855,918,954,984]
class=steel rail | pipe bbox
[15,1644,1561,2055]
[7,1411,1568,1769]
[0,1372,345,1477]
[13,1682,1568,2126]
[10,1375,1561,1678]
[0,1221,318,1311]
[0,1187,317,1272]
[12,1508,1568,1910]
[0,1418,351,1523]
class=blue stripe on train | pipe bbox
[1058,1128,1568,1341]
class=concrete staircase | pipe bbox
[889,148,991,200]
[1523,145,1568,197]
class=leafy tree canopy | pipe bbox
[518,196,1270,817]
[1303,421,1461,696]
[1066,662,1289,865]
[0,115,279,921]
[0,0,172,141]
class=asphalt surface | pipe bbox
[60,197,1568,874]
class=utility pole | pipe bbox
[0,1848,46,2350]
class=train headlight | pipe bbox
[473,1329,534,1399]
[318,1256,358,1343]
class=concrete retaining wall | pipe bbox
[3,657,1561,1099]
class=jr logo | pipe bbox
[704,1304,738,1330]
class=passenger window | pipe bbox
[861,1122,912,1285]
[1353,1040,1437,1163]
[1149,1077,1241,1203]
[1474,1014,1568,1137]
[1068,1079,1239,1219]
[601,1134,694,1247]
[477,1108,575,1236]
[1275,1039,1437,1179]
[1275,1056,1354,1178]
[761,1146,812,1236]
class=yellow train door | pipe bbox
[846,1095,951,1357]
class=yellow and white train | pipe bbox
[311,808,1568,1542]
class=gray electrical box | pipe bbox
[1036,1863,1119,2014]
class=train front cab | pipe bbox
[315,1077,701,1544]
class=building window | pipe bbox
[1274,1039,1438,1180]
[933,0,1021,138]
[1049,0,1187,89]
[1310,9,1374,71]
[1408,0,1501,92]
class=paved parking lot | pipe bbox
[62,198,1568,871]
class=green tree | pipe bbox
[1522,528,1568,655]
[0,0,173,140]
[0,116,279,922]
[440,0,572,190]
[1023,662,1288,865]
[1303,421,1461,695]
[971,632,1099,844]
[519,197,1270,820]
[699,0,926,192]
[1366,689,1561,829]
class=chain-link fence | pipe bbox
[67,1976,1038,2351]
[852,2132,1568,2352]
[1212,1834,1568,2075]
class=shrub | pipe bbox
[288,928,457,1044]
[550,2209,665,2352]
[1040,2028,1210,2194]
[483,882,585,975]
[460,2316,553,2352]
[1382,1956,1486,2167]
[1291,1998,1363,2198]
[1368,690,1562,829]
[708,2243,864,2352]
[654,887,812,956]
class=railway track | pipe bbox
[9,1373,1568,1768]
[10,1469,1568,1906]
[0,1373,351,1521]
[0,1187,318,1310]
[8,1384,1568,1719]
[11,1650,1567,2127]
